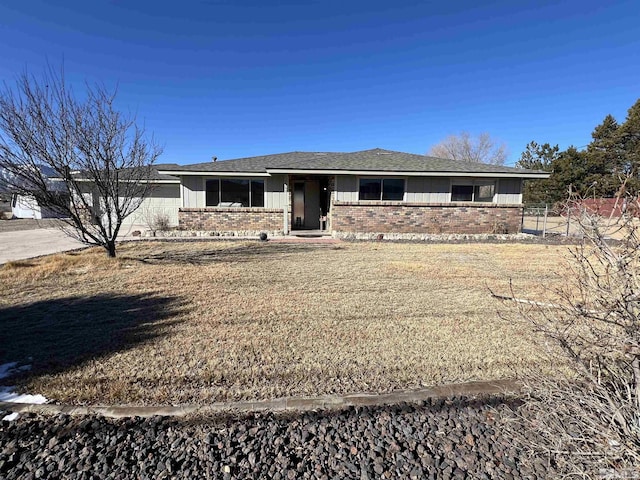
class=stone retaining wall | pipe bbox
[179,208,284,234]
[331,201,523,235]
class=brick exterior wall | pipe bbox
[179,208,284,233]
[331,201,523,234]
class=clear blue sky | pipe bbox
[0,0,638,165]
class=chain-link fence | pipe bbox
[521,203,581,237]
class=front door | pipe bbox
[292,180,321,229]
[304,181,320,229]
[292,181,305,228]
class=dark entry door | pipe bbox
[292,180,321,229]
[292,181,305,228]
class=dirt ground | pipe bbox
[0,240,570,405]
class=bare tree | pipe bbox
[495,191,640,477]
[0,66,162,257]
[428,131,507,165]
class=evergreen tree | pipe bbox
[617,99,640,192]
[516,141,558,204]
[585,114,624,196]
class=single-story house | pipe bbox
[157,148,549,237]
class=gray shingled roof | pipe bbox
[68,163,180,182]
[159,148,545,175]
[145,164,181,181]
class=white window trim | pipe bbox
[202,177,266,207]
[357,176,407,202]
[449,179,497,203]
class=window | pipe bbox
[221,179,249,206]
[359,179,382,200]
[451,182,495,202]
[205,179,265,207]
[359,178,405,201]
[382,179,404,200]
[250,179,264,207]
[451,185,473,202]
[474,183,495,202]
[205,180,219,206]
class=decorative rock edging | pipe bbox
[333,232,536,242]
[0,379,520,419]
[142,229,284,238]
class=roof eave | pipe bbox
[157,170,269,177]
[265,168,550,178]
[54,177,180,184]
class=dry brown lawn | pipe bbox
[0,240,568,406]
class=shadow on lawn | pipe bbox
[0,293,185,377]
[134,242,342,266]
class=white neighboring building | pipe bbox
[11,193,67,219]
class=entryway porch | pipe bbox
[289,175,333,232]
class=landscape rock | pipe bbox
[0,397,562,478]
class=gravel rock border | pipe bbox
[1,396,557,479]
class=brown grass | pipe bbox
[0,240,567,406]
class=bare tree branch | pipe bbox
[0,64,163,257]
[428,131,508,165]
[498,184,640,475]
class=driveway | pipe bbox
[0,218,150,264]
[0,228,85,264]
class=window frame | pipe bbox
[450,179,496,203]
[357,177,406,202]
[203,177,266,207]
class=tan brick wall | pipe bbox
[179,208,283,233]
[331,201,523,234]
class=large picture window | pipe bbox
[451,185,473,202]
[359,178,405,201]
[221,179,249,206]
[205,179,265,207]
[451,182,495,203]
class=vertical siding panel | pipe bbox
[336,175,358,202]
[196,177,205,207]
[426,178,450,203]
[496,178,523,204]
[265,174,287,208]
[406,177,424,202]
[181,176,205,208]
[182,177,193,208]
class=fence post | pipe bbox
[566,206,571,236]
[542,204,548,238]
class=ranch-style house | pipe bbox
[154,148,549,237]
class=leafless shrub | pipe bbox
[140,206,171,233]
[498,192,640,477]
[152,212,171,232]
[492,220,509,234]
